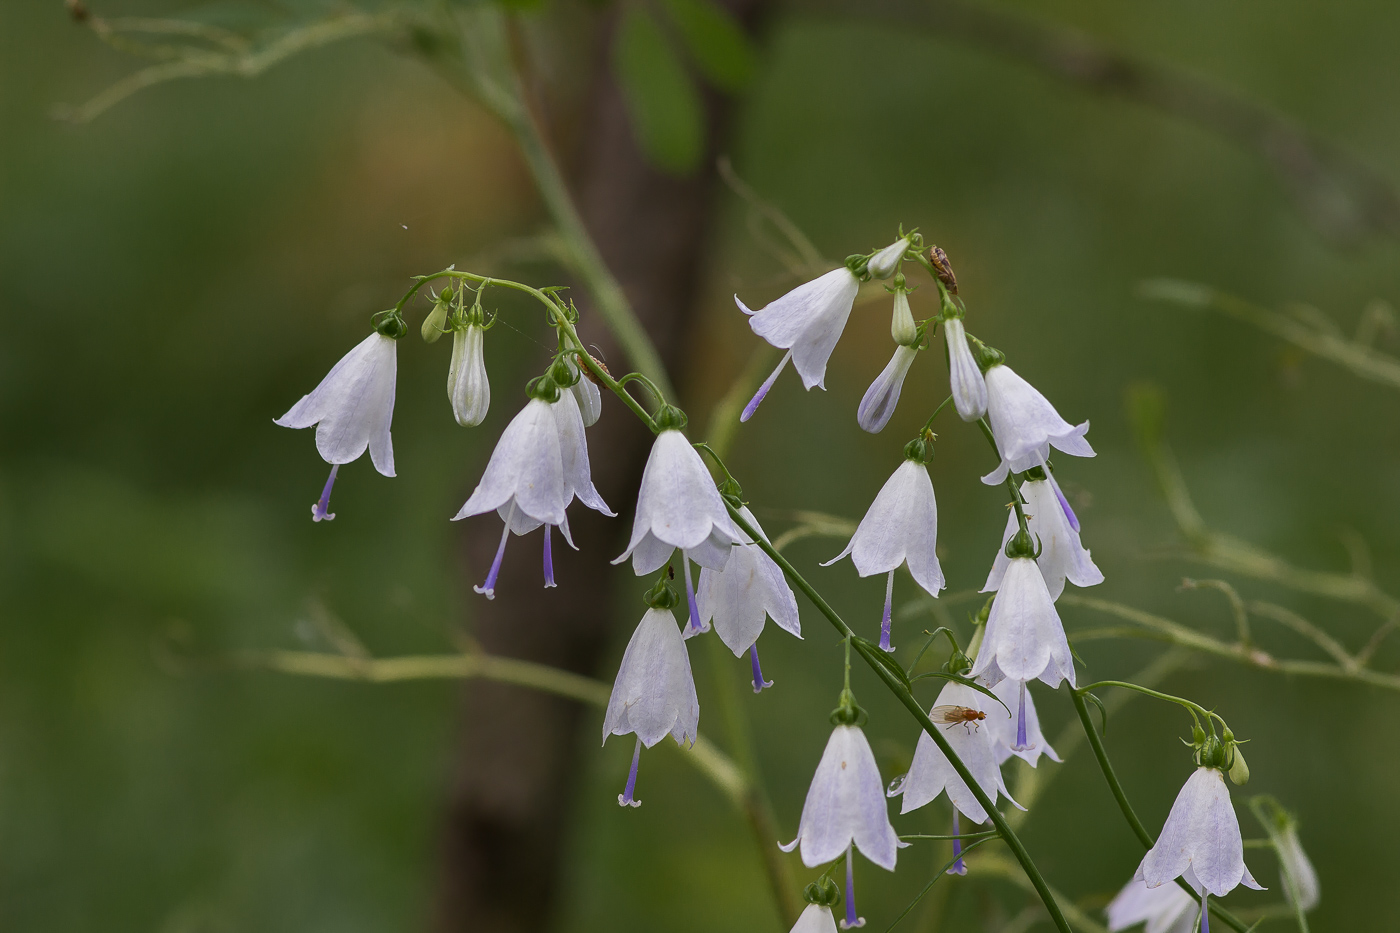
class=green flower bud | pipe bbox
[1228,745,1250,785]
[549,356,579,388]
[421,295,451,343]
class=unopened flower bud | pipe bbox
[421,292,451,343]
[890,286,918,346]
[867,237,910,280]
[447,323,490,426]
[943,318,988,421]
[1228,745,1250,785]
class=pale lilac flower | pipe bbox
[697,506,801,693]
[567,356,602,427]
[867,237,910,280]
[984,476,1103,600]
[275,332,398,521]
[736,267,861,421]
[987,676,1060,767]
[857,345,918,434]
[824,459,944,651]
[891,681,1020,823]
[943,318,986,422]
[972,556,1075,690]
[1107,876,1197,933]
[454,393,609,598]
[789,904,839,933]
[615,428,741,637]
[1275,822,1319,911]
[980,363,1094,486]
[603,607,700,807]
[447,323,490,426]
[1137,767,1264,933]
[781,725,902,929]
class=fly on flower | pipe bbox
[930,705,987,733]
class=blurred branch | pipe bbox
[717,156,828,280]
[61,8,397,123]
[770,510,856,552]
[1126,381,1400,621]
[1141,279,1400,390]
[961,851,1109,933]
[855,0,1400,245]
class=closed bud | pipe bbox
[1228,745,1250,785]
[421,293,451,343]
[890,284,919,346]
[867,237,910,280]
[447,324,490,426]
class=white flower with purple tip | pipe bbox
[891,681,1020,826]
[454,387,611,598]
[603,605,700,807]
[984,473,1102,601]
[614,416,741,634]
[275,328,399,521]
[697,506,801,693]
[824,453,944,652]
[857,345,919,434]
[1107,876,1197,933]
[1136,766,1264,932]
[986,676,1060,767]
[781,723,902,930]
[974,343,1094,485]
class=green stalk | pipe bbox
[1069,691,1249,933]
[727,506,1075,933]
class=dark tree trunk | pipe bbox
[434,5,766,931]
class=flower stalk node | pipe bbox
[653,403,689,431]
[803,877,841,908]
[371,308,408,339]
[830,688,863,726]
[644,574,681,611]
[966,334,1005,373]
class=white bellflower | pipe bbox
[789,904,839,933]
[1106,876,1197,933]
[275,331,398,521]
[986,676,1060,767]
[980,362,1094,486]
[984,475,1102,600]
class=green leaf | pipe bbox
[660,0,757,92]
[909,671,1011,717]
[851,636,912,691]
[612,7,704,176]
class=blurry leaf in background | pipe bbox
[612,6,704,176]
[662,0,757,93]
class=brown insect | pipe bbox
[577,351,609,386]
[931,705,986,733]
[928,246,958,294]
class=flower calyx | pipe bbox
[966,333,1005,373]
[653,403,689,432]
[903,428,936,464]
[941,647,972,677]
[643,572,681,611]
[829,687,863,726]
[549,356,580,389]
[526,373,561,403]
[371,308,408,340]
[1004,527,1040,560]
[803,876,841,909]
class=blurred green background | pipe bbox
[3,0,1398,930]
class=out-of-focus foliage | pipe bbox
[3,0,1400,931]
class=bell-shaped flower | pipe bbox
[1106,876,1197,933]
[789,904,839,933]
[454,391,609,598]
[986,676,1060,767]
[943,318,987,422]
[566,355,603,427]
[1273,821,1319,911]
[980,362,1094,486]
[891,681,1020,824]
[697,506,801,693]
[447,322,490,427]
[735,267,861,421]
[984,475,1103,600]
[275,330,398,521]
[603,607,700,807]
[972,554,1075,690]
[781,724,901,930]
[824,456,944,651]
[615,425,742,634]
[1137,767,1264,933]
[857,345,918,434]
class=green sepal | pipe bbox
[1004,528,1038,560]
[907,670,1011,717]
[851,635,912,691]
[903,430,936,464]
[803,876,841,908]
[526,374,560,403]
[371,309,408,339]
[550,356,579,388]
[653,403,689,431]
[966,333,1004,373]
[829,686,864,725]
[643,572,681,611]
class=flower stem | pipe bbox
[1069,690,1249,933]
[727,506,1073,933]
[1075,679,1229,733]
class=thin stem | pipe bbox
[920,394,955,433]
[897,832,1000,842]
[1070,691,1249,933]
[976,417,1029,534]
[1075,680,1228,733]
[727,506,1072,933]
[882,837,995,933]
